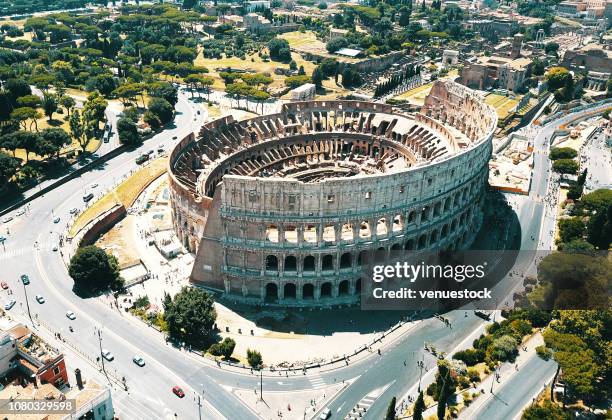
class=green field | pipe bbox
[485,94,520,119]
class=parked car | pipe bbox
[83,193,94,202]
[2,217,13,223]
[35,295,45,304]
[4,300,15,310]
[20,275,29,285]
[133,356,145,367]
[53,216,60,224]
[101,349,114,361]
[66,311,76,320]
[69,208,78,215]
[172,386,185,398]
[135,154,149,165]
[0,282,7,290]
[16,209,25,216]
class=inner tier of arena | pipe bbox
[168,80,497,306]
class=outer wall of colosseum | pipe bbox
[168,81,497,306]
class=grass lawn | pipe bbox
[393,82,434,105]
[194,48,316,91]
[485,94,520,120]
[68,158,167,238]
[279,30,324,51]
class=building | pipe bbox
[0,322,114,419]
[557,1,586,16]
[168,81,497,306]
[329,27,349,40]
[290,83,316,101]
[460,55,532,92]
[244,13,271,34]
[442,50,459,68]
[245,0,270,12]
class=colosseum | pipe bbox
[168,80,497,306]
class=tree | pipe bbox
[148,97,174,125]
[399,6,411,27]
[326,37,348,53]
[148,82,179,107]
[16,95,41,109]
[219,337,236,359]
[117,117,141,146]
[385,396,396,420]
[490,335,518,362]
[83,92,108,129]
[413,392,425,420]
[342,67,362,88]
[582,189,612,249]
[522,400,569,420]
[0,151,19,190]
[41,94,58,122]
[247,349,263,367]
[164,286,217,345]
[10,131,41,163]
[40,128,71,159]
[59,95,76,118]
[68,246,123,294]
[69,110,94,153]
[549,147,577,160]
[558,218,585,243]
[11,107,40,131]
[312,66,324,88]
[544,42,560,55]
[552,159,578,174]
[5,79,31,103]
[268,38,291,62]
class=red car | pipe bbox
[172,386,185,398]
[0,282,8,290]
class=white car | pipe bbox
[91,183,98,188]
[101,349,114,361]
[66,310,76,320]
[52,245,58,252]
[319,408,331,419]
[133,356,145,367]
[69,208,78,215]
[35,295,45,304]
[2,217,13,223]
[53,217,60,224]
[16,209,25,216]
[4,300,16,310]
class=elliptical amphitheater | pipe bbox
[168,80,497,306]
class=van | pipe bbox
[83,193,94,202]
[135,154,149,164]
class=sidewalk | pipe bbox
[458,332,545,419]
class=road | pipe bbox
[581,129,612,193]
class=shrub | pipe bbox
[549,147,577,160]
[453,348,485,366]
[535,345,552,361]
[247,349,263,367]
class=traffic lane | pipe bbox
[474,355,557,420]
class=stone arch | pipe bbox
[376,218,388,236]
[322,254,334,271]
[391,243,402,251]
[430,229,439,243]
[265,283,278,301]
[357,250,369,266]
[266,224,279,242]
[375,247,386,263]
[303,255,315,272]
[421,206,430,222]
[340,252,352,269]
[405,238,415,250]
[265,255,278,271]
[393,214,404,232]
[408,210,416,223]
[355,278,362,294]
[339,280,349,295]
[303,283,314,299]
[320,282,332,297]
[359,221,371,238]
[284,283,296,299]
[284,255,297,272]
[418,234,428,249]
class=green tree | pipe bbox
[10,131,41,162]
[11,107,40,131]
[59,95,76,118]
[247,349,263,367]
[41,94,58,122]
[68,246,123,294]
[285,75,311,89]
[385,396,396,420]
[69,110,94,152]
[219,337,236,359]
[268,38,291,62]
[549,147,577,160]
[522,400,569,420]
[117,117,141,146]
[558,217,585,243]
[40,128,71,159]
[490,335,518,362]
[0,151,19,190]
[552,159,578,174]
[413,391,425,420]
[16,95,41,109]
[164,286,217,346]
[148,97,174,125]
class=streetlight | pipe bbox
[21,275,33,325]
[195,392,203,420]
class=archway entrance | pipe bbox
[265,283,278,301]
[284,283,296,299]
[303,283,314,299]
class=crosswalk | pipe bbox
[344,394,377,419]
[0,246,34,261]
[308,372,326,389]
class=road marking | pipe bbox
[344,381,395,420]
[308,372,326,389]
